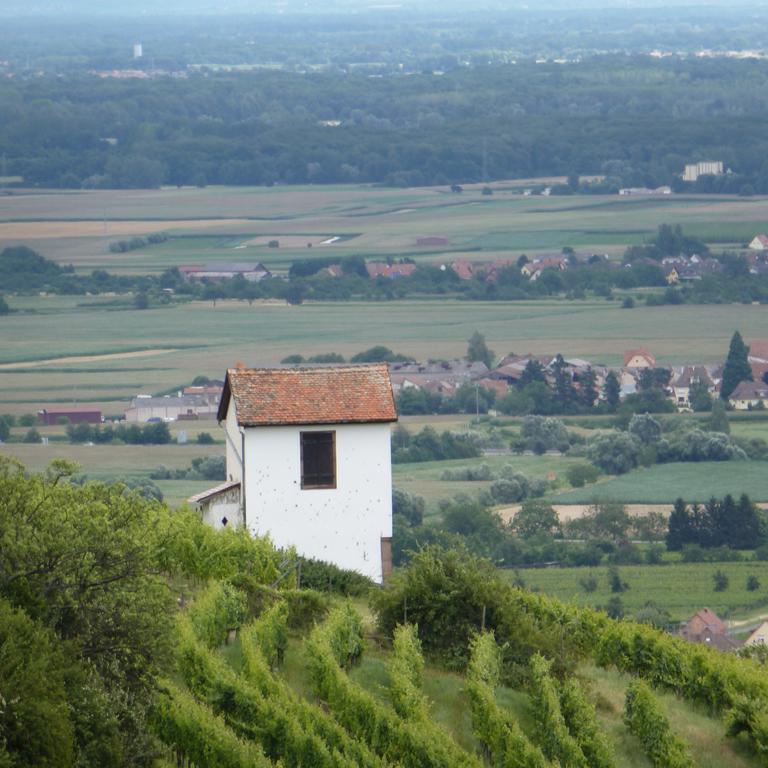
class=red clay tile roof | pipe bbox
[623,347,656,367]
[748,340,768,362]
[218,364,398,426]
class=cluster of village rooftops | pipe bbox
[388,343,768,412]
[173,231,768,287]
[100,340,766,426]
[38,339,768,432]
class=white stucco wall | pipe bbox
[236,421,393,583]
[201,493,243,531]
[224,407,244,483]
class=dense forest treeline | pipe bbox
[1,6,767,71]
[5,57,768,189]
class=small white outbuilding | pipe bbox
[195,363,397,583]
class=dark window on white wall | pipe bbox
[300,431,336,489]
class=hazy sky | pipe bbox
[2,0,764,14]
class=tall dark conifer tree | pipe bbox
[721,331,752,400]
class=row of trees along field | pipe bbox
[5,57,768,189]
[4,456,768,766]
[4,228,768,312]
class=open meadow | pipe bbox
[1,296,767,417]
[552,461,768,505]
[509,561,768,623]
[2,182,768,510]
[1,185,768,274]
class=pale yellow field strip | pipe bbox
[0,219,253,239]
[498,502,768,523]
[0,348,181,370]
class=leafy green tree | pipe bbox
[552,354,577,411]
[587,501,632,542]
[0,296,9,315]
[0,458,174,764]
[519,359,547,388]
[608,565,629,593]
[467,330,494,368]
[666,498,692,551]
[350,345,412,363]
[22,427,42,443]
[519,415,570,454]
[688,379,712,412]
[370,546,576,677]
[512,499,560,538]
[566,463,600,487]
[713,570,729,592]
[708,398,730,433]
[628,413,662,444]
[721,331,753,400]
[638,367,672,393]
[729,494,763,550]
[392,489,425,527]
[588,432,640,474]
[578,366,599,408]
[602,371,621,411]
[0,598,75,767]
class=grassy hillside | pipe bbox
[203,600,762,768]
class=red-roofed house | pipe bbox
[623,348,657,369]
[195,364,398,582]
[366,262,417,279]
[729,381,768,410]
[749,234,768,251]
[451,260,475,280]
[679,608,740,651]
[749,341,768,364]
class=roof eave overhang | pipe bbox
[237,416,398,428]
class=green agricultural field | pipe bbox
[510,561,768,621]
[2,185,768,275]
[393,453,583,513]
[1,295,766,415]
[0,442,220,507]
[552,461,768,504]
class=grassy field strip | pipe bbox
[0,347,182,369]
[552,462,768,504]
[508,562,768,622]
[4,186,768,275]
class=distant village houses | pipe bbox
[678,608,741,652]
[38,407,102,426]
[682,160,724,182]
[125,384,222,422]
[366,262,417,279]
[179,262,271,282]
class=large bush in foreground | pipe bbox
[370,546,578,679]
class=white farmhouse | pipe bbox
[195,364,397,583]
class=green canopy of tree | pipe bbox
[466,331,494,368]
[721,331,753,400]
